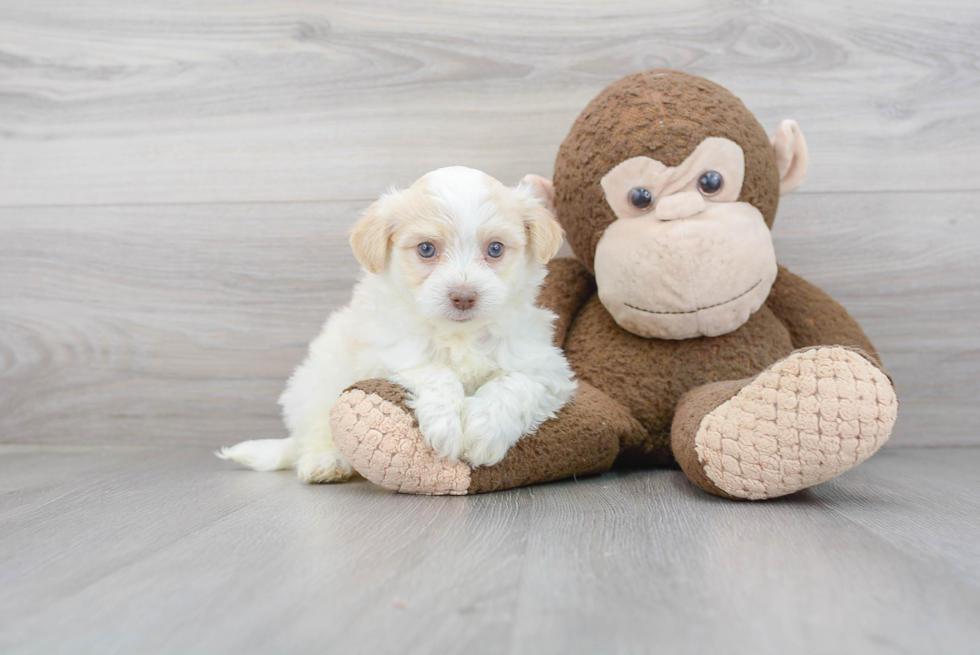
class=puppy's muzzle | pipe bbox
[449,288,478,311]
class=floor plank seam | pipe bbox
[1,188,978,212]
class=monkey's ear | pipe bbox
[771,119,808,195]
[521,174,556,215]
[349,198,392,274]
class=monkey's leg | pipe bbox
[330,379,637,495]
[671,346,897,500]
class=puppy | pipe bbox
[218,166,577,483]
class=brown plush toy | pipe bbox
[330,70,898,499]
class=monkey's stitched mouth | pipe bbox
[624,279,763,316]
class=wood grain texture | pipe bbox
[2,4,977,653]
[0,202,363,445]
[0,0,978,205]
[1,445,978,654]
[773,192,980,445]
[2,192,977,446]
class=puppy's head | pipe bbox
[350,166,563,325]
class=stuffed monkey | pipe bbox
[329,70,898,499]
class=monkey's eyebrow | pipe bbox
[660,137,745,197]
[601,156,669,191]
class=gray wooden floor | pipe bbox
[2,1,980,653]
[1,445,979,654]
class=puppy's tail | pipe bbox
[216,436,300,471]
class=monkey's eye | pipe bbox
[418,242,437,258]
[487,242,504,258]
[697,171,723,196]
[628,187,653,209]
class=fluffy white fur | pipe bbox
[218,166,577,483]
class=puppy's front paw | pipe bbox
[415,403,465,461]
[462,396,523,467]
[296,449,354,484]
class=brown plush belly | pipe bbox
[563,294,794,466]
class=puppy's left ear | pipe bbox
[518,181,564,265]
[521,174,556,215]
[349,197,392,274]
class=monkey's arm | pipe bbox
[765,265,882,366]
[537,257,596,347]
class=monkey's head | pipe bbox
[550,70,808,340]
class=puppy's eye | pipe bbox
[418,242,436,258]
[697,171,723,196]
[487,242,504,258]
[628,187,653,209]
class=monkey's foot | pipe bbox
[331,379,621,496]
[673,346,898,500]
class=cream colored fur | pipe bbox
[771,119,808,195]
[218,166,576,482]
[594,129,808,340]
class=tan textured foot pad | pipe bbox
[694,347,898,500]
[330,388,472,495]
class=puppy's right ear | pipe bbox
[349,198,392,274]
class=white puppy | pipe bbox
[218,166,577,483]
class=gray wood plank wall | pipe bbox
[1,0,978,446]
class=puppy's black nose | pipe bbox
[449,289,477,311]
